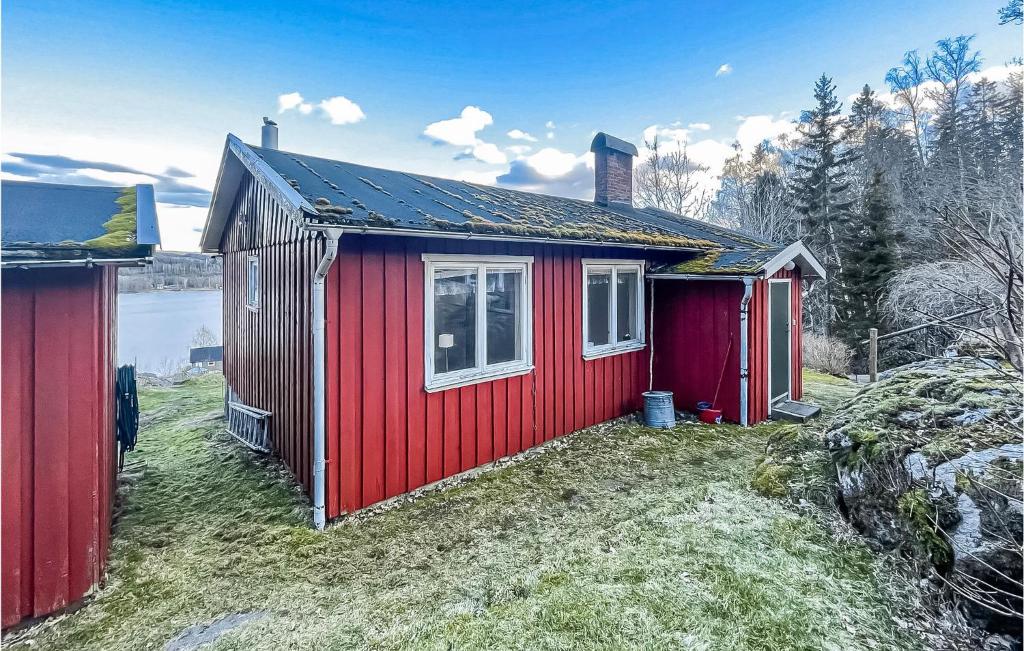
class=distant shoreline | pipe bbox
[119,287,222,295]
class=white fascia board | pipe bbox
[761,241,826,279]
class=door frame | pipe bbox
[767,278,792,406]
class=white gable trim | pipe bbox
[761,241,826,279]
[199,134,317,253]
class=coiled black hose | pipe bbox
[115,364,139,471]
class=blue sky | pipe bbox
[2,0,1019,250]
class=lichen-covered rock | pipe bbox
[826,358,1023,635]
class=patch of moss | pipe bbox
[751,460,794,497]
[897,489,952,566]
[83,188,139,251]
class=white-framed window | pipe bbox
[424,254,533,391]
[246,255,260,310]
[582,259,645,359]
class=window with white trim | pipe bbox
[246,255,260,309]
[583,260,645,358]
[424,254,533,391]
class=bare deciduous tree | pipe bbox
[633,136,712,219]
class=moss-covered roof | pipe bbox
[647,248,784,275]
[1,181,159,262]
[248,145,780,253]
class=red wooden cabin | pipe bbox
[1,181,160,629]
[201,125,824,528]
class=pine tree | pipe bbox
[791,74,858,333]
[837,170,902,346]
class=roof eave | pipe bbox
[761,241,827,279]
[199,134,318,253]
[302,221,712,252]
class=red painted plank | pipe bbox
[32,278,71,615]
[492,379,507,459]
[339,240,363,512]
[361,245,386,507]
[476,382,492,464]
[443,390,460,476]
[506,376,520,455]
[572,249,585,430]
[459,385,476,471]
[552,252,565,438]
[406,240,427,490]
[543,250,556,441]
[1,279,31,627]
[67,273,97,602]
[384,243,408,498]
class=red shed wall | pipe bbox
[1,266,117,629]
[324,235,649,516]
[649,280,744,423]
[747,268,803,424]
[221,173,323,492]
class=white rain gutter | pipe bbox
[312,230,341,530]
[739,277,754,427]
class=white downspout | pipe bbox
[312,231,340,530]
[739,277,754,427]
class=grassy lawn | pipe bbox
[7,372,920,650]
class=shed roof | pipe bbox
[201,135,825,278]
[2,181,160,266]
[190,345,223,363]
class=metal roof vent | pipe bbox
[261,117,278,150]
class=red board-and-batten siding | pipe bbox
[1,267,117,629]
[324,235,648,516]
[647,267,802,426]
[221,173,324,494]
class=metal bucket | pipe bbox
[642,391,675,428]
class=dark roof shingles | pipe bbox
[250,145,781,268]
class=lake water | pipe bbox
[118,290,222,373]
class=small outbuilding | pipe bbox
[1,180,160,628]
[200,124,824,527]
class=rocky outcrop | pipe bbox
[826,358,1023,636]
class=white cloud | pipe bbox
[507,129,537,142]
[278,92,304,112]
[155,203,209,252]
[525,147,581,177]
[867,63,1023,113]
[318,96,366,125]
[546,131,555,140]
[424,106,493,147]
[470,142,507,165]
[734,114,797,152]
[545,120,556,129]
[506,144,532,155]
[716,63,733,77]
[495,148,594,199]
[688,122,711,131]
[278,91,313,115]
[425,106,508,164]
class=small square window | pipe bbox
[246,255,260,309]
[583,260,644,358]
[424,254,533,391]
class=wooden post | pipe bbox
[868,328,878,383]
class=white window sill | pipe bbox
[582,342,646,360]
[425,364,534,393]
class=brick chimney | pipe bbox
[591,132,638,208]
